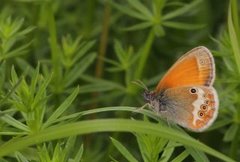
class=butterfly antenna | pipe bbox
[131,80,148,91]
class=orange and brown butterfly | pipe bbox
[143,46,218,132]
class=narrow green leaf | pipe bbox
[109,156,119,162]
[64,136,76,159]
[15,26,35,38]
[0,132,27,135]
[163,0,202,20]
[15,151,29,162]
[74,144,84,162]
[135,132,168,162]
[33,73,52,107]
[103,58,122,69]
[135,133,149,162]
[126,0,153,19]
[10,66,20,84]
[37,144,51,161]
[186,147,209,162]
[30,63,40,94]
[62,35,82,56]
[122,21,153,31]
[53,143,65,161]
[6,18,24,38]
[64,53,96,88]
[160,141,176,162]
[110,137,138,162]
[0,75,23,104]
[223,124,239,142]
[162,21,204,30]
[50,106,138,124]
[152,0,166,17]
[72,40,95,64]
[110,0,149,21]
[1,114,29,132]
[171,150,189,162]
[43,87,79,128]
[114,40,126,65]
[1,41,32,61]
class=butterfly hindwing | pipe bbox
[159,86,218,132]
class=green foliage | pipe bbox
[37,137,83,162]
[0,15,34,61]
[213,0,240,160]
[0,0,239,161]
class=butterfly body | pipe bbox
[144,47,219,132]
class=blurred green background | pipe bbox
[0,0,239,161]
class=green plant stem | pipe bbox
[126,29,155,96]
[95,2,111,78]
[0,119,235,162]
[231,0,240,43]
[92,1,111,110]
[47,2,62,93]
[134,29,155,79]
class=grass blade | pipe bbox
[0,119,235,162]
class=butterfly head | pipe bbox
[143,90,156,102]
[143,90,160,112]
[143,90,169,113]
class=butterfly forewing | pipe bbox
[155,46,215,93]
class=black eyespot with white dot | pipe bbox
[200,104,208,111]
[190,88,197,94]
[198,111,205,118]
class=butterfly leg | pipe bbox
[133,103,151,114]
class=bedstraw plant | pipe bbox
[0,0,239,161]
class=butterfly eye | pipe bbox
[190,88,197,94]
[198,111,205,118]
[200,104,208,111]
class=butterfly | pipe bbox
[143,46,219,132]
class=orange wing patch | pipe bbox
[155,46,215,93]
[193,107,216,130]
